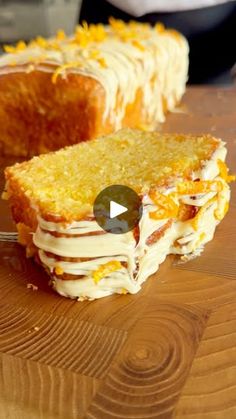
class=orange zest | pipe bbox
[177,180,223,195]
[214,200,229,221]
[132,40,145,51]
[155,23,165,33]
[97,57,107,68]
[55,266,64,275]
[4,40,27,54]
[52,62,82,84]
[217,159,235,183]
[74,22,107,47]
[56,29,66,41]
[149,190,179,220]
[92,260,122,283]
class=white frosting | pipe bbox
[0,26,189,129]
[194,143,227,180]
[32,143,230,300]
[171,187,230,255]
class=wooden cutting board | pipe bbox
[0,86,236,419]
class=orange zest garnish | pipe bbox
[92,260,122,283]
[177,180,223,195]
[132,40,145,51]
[149,191,179,220]
[214,200,229,221]
[56,29,66,41]
[88,49,100,59]
[218,159,235,183]
[88,23,107,42]
[109,17,126,32]
[55,266,64,275]
[4,40,27,54]
[166,29,181,40]
[120,288,128,294]
[199,232,206,241]
[109,17,151,43]
[3,45,15,54]
[52,62,82,84]
[97,57,107,68]
[34,36,48,48]
[155,23,165,33]
[74,22,107,47]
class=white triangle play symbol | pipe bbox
[110,201,128,219]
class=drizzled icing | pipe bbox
[0,20,189,129]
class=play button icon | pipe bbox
[110,201,127,219]
[93,185,143,234]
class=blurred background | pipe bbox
[0,0,236,84]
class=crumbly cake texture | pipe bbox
[5,128,220,224]
[3,128,234,300]
[0,19,189,156]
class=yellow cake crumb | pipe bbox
[120,288,128,294]
[27,283,38,291]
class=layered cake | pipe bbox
[3,129,234,300]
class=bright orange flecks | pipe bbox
[52,61,82,84]
[92,260,122,283]
[149,190,179,220]
[177,180,223,195]
[97,57,107,68]
[132,40,145,51]
[155,23,165,33]
[4,40,27,54]
[56,29,66,41]
[55,266,64,275]
[35,36,48,48]
[214,200,229,221]
[217,159,235,183]
[109,17,126,31]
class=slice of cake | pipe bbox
[3,129,234,300]
[0,19,188,157]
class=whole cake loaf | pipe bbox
[3,129,234,300]
[0,19,188,156]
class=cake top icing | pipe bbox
[0,19,189,128]
[1,19,184,79]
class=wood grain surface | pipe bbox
[0,86,236,419]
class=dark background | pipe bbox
[79,0,236,84]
